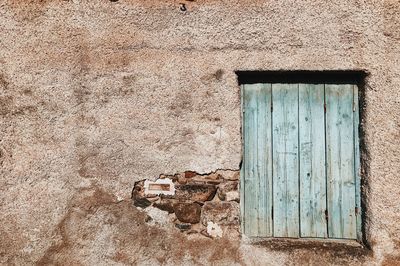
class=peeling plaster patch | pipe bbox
[132,170,240,238]
[144,178,175,196]
[207,222,223,238]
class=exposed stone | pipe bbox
[190,223,202,231]
[174,202,202,224]
[175,184,217,202]
[144,194,159,199]
[184,171,197,178]
[217,170,240,181]
[132,180,145,198]
[169,174,179,182]
[132,182,152,208]
[153,199,175,213]
[225,191,239,202]
[145,215,153,223]
[207,222,223,238]
[216,186,229,198]
[133,196,152,209]
[177,175,187,184]
[168,213,177,223]
[201,202,239,226]
[175,223,191,231]
[205,172,221,180]
[206,179,223,185]
[200,229,212,238]
[217,181,239,201]
[189,177,222,185]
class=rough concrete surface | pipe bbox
[0,0,399,265]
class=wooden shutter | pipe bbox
[241,83,361,240]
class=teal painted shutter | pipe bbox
[242,84,273,237]
[241,83,359,240]
[299,84,327,238]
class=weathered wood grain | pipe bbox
[241,82,360,240]
[299,84,327,238]
[242,83,273,237]
[326,84,356,239]
[272,83,300,238]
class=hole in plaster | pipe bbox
[179,3,187,12]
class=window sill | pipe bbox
[246,237,371,256]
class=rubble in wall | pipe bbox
[132,170,240,238]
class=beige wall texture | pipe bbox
[0,0,399,265]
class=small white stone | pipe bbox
[207,222,223,238]
[115,193,124,202]
[225,191,239,202]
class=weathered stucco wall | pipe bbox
[0,0,399,265]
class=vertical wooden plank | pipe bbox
[272,83,300,238]
[240,85,245,236]
[326,84,357,239]
[257,83,273,237]
[243,84,258,237]
[353,85,362,241]
[242,83,273,237]
[299,84,327,238]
